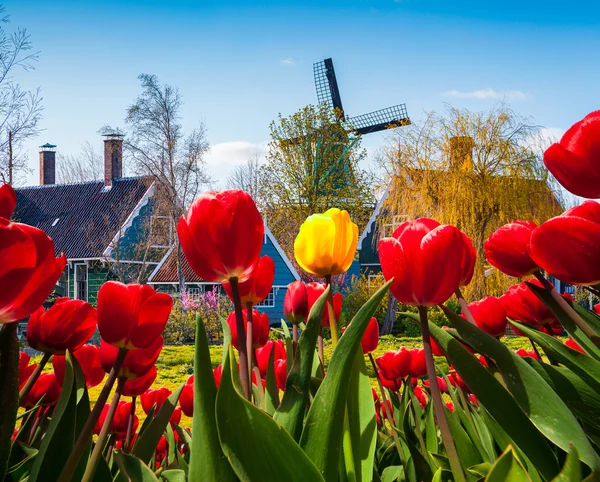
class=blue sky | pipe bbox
[7,0,600,187]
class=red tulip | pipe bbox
[425,376,449,393]
[500,280,556,327]
[122,366,158,397]
[99,336,163,380]
[227,309,269,350]
[255,340,286,377]
[283,281,309,325]
[543,111,600,198]
[213,365,223,388]
[408,348,427,378]
[540,319,564,336]
[565,338,586,354]
[95,401,138,440]
[0,219,66,324]
[361,318,380,354]
[413,386,428,407]
[155,435,168,464]
[19,352,36,387]
[372,387,379,404]
[0,183,16,220]
[465,296,508,337]
[53,344,105,388]
[274,358,287,391]
[179,375,194,417]
[170,406,182,426]
[177,190,264,283]
[468,394,479,406]
[376,348,411,381]
[378,218,474,306]
[484,221,539,277]
[529,201,600,285]
[595,304,600,315]
[515,348,541,361]
[305,282,342,327]
[97,281,172,350]
[477,355,489,368]
[26,298,96,354]
[141,387,172,415]
[379,374,402,392]
[459,233,477,287]
[430,333,445,357]
[21,372,61,408]
[449,370,470,393]
[445,401,455,412]
[223,256,275,306]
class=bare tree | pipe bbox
[56,141,104,183]
[226,154,265,207]
[0,5,43,185]
[121,74,211,291]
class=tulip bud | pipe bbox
[361,318,380,354]
[464,296,508,337]
[484,221,539,278]
[283,281,309,325]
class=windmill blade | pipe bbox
[313,58,345,118]
[346,104,411,135]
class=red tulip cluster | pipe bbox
[375,347,427,390]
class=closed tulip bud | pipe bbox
[178,190,264,283]
[530,201,600,285]
[0,183,16,219]
[283,281,309,325]
[425,376,449,393]
[141,387,172,415]
[227,309,270,350]
[408,348,427,378]
[294,208,358,277]
[414,386,428,408]
[445,401,455,412]
[255,340,286,377]
[109,401,138,440]
[97,281,172,350]
[21,372,61,408]
[0,216,66,324]
[53,344,105,388]
[565,338,586,354]
[515,348,541,361]
[376,348,412,381]
[484,221,539,277]
[499,280,557,327]
[214,365,223,388]
[468,394,479,406]
[122,366,158,397]
[543,111,600,198]
[361,318,380,354]
[100,337,163,380]
[170,406,182,426]
[464,296,508,337]
[449,370,470,393]
[223,256,275,306]
[305,282,342,327]
[274,358,287,391]
[179,375,195,417]
[27,298,96,354]
[379,218,473,306]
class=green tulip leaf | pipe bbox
[446,309,600,472]
[274,286,329,440]
[216,347,324,481]
[29,351,91,482]
[299,280,392,481]
[380,465,404,482]
[445,408,482,470]
[552,445,581,482]
[346,350,378,482]
[429,320,559,480]
[280,318,295,372]
[132,385,182,464]
[468,462,492,477]
[160,469,187,482]
[114,452,159,481]
[485,446,531,482]
[265,343,280,415]
[220,314,232,367]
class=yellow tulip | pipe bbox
[294,208,358,277]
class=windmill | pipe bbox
[313,58,411,135]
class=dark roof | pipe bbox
[149,248,204,283]
[14,177,154,259]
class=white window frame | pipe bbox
[73,262,89,301]
[256,287,278,308]
[187,286,201,301]
[150,215,173,248]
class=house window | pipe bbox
[256,288,277,308]
[368,274,384,289]
[74,263,88,301]
[380,215,409,238]
[150,216,173,248]
[187,287,201,301]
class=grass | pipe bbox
[30,335,537,430]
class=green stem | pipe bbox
[18,352,51,404]
[125,396,136,453]
[534,271,600,348]
[229,278,251,400]
[325,275,339,345]
[418,306,466,482]
[58,347,127,482]
[82,377,126,482]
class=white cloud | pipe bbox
[443,88,529,100]
[204,140,268,188]
[280,58,296,66]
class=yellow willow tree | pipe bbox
[260,103,376,264]
[376,104,564,299]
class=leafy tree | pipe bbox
[376,103,563,299]
[261,103,375,262]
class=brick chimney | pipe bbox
[449,136,474,172]
[103,133,124,187]
[39,143,56,185]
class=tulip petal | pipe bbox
[378,237,413,304]
[294,214,336,277]
[97,281,138,346]
[130,293,173,349]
